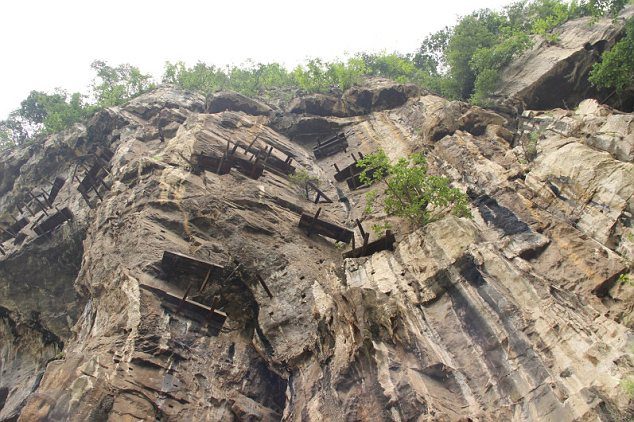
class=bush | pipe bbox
[589,18,634,94]
[357,151,471,226]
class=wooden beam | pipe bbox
[343,230,396,259]
[298,211,353,243]
[313,133,348,159]
[256,273,273,299]
[161,250,224,278]
[33,207,73,236]
[139,283,227,334]
[307,181,333,204]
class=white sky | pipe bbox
[1,0,515,119]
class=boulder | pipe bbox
[287,78,421,117]
[342,79,420,114]
[496,6,634,110]
[206,91,272,116]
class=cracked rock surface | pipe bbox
[0,81,632,421]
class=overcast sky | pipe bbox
[1,0,515,119]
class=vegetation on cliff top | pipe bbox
[1,0,630,149]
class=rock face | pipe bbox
[496,6,634,111]
[0,82,632,421]
[287,78,420,118]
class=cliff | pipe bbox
[0,42,633,422]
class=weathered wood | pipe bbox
[192,153,233,175]
[33,207,73,236]
[232,155,264,179]
[6,217,29,238]
[13,232,27,246]
[343,230,396,258]
[345,167,376,191]
[299,212,354,243]
[161,250,224,277]
[139,284,227,334]
[77,160,109,203]
[255,273,273,299]
[307,181,333,204]
[313,133,348,159]
[28,191,49,215]
[334,161,362,182]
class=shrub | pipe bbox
[357,150,471,226]
[589,18,634,94]
[288,169,320,199]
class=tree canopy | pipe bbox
[1,0,630,149]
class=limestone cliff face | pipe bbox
[0,77,632,421]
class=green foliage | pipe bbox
[622,377,634,397]
[371,222,393,237]
[618,273,632,285]
[288,169,320,199]
[415,0,629,102]
[1,60,157,147]
[357,151,471,226]
[470,32,532,104]
[91,60,155,107]
[589,18,634,93]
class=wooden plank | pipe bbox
[307,181,333,204]
[334,161,362,182]
[313,133,348,159]
[161,250,224,277]
[241,144,296,176]
[48,177,66,204]
[232,155,264,180]
[345,167,377,191]
[298,213,354,243]
[192,153,233,175]
[33,207,73,236]
[343,230,396,258]
[256,273,273,299]
[139,283,226,334]
[7,217,29,238]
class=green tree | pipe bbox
[357,150,471,226]
[589,18,634,94]
[91,60,155,107]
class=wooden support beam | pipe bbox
[5,218,28,238]
[344,167,377,191]
[33,207,73,236]
[0,226,17,238]
[255,273,273,299]
[28,191,49,215]
[192,153,233,175]
[139,283,227,334]
[199,268,212,293]
[161,250,224,278]
[355,219,366,239]
[176,282,194,314]
[298,210,353,243]
[40,190,53,208]
[343,230,396,259]
[313,133,348,159]
[307,181,333,204]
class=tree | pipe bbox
[589,18,634,94]
[91,60,155,107]
[358,151,471,226]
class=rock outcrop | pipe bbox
[496,5,634,111]
[0,80,632,421]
